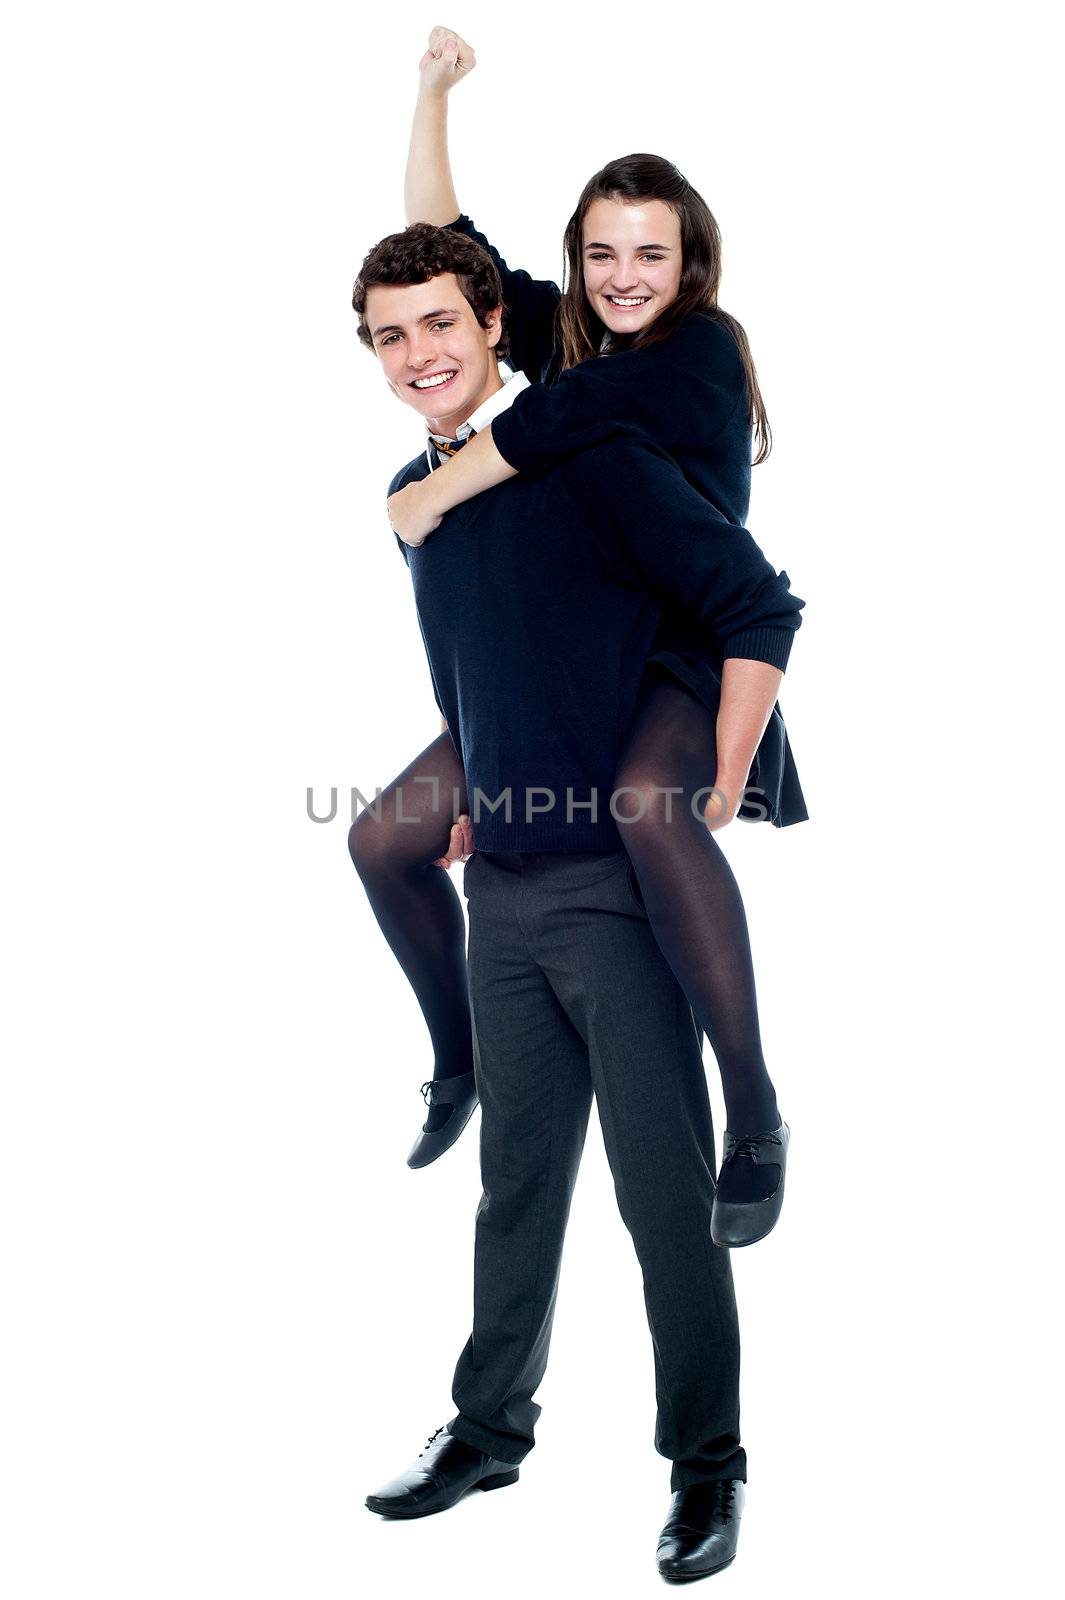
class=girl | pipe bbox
[349,29,806,1247]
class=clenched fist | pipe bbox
[418,25,477,97]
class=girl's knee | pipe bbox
[612,765,688,832]
[348,807,392,877]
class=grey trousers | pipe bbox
[447,847,746,1489]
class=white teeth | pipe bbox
[608,296,649,307]
[413,371,456,389]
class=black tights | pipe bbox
[348,736,473,1131]
[348,674,779,1137]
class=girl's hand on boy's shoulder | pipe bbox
[387,479,442,547]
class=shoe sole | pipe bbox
[658,1553,736,1582]
[365,1468,519,1518]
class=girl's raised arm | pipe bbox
[404,27,476,225]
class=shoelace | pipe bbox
[724,1131,782,1166]
[419,1425,446,1456]
[711,1480,737,1520]
[420,1080,435,1106]
[675,1480,737,1526]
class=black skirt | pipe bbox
[646,645,809,828]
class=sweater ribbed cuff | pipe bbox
[720,627,795,671]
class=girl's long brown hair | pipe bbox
[557,153,771,465]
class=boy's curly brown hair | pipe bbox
[353,222,509,359]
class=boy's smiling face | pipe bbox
[366,273,504,436]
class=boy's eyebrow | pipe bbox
[371,307,466,338]
[583,241,674,252]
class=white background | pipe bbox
[1,3,1061,1597]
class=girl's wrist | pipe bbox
[713,758,750,793]
[420,472,448,516]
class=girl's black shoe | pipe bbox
[710,1121,790,1247]
[406,1071,479,1168]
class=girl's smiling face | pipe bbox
[581,197,683,338]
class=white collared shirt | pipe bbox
[425,362,531,471]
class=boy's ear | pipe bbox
[486,302,504,348]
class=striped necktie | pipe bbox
[432,430,474,458]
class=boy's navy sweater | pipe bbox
[390,436,805,853]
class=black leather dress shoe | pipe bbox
[710,1120,790,1248]
[657,1479,744,1581]
[365,1424,519,1519]
[406,1071,479,1169]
